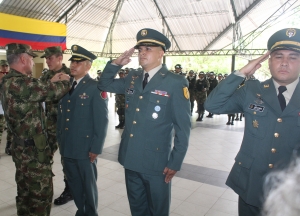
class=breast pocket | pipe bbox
[146,94,169,122]
[244,108,268,139]
[76,99,90,118]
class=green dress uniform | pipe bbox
[57,45,108,216]
[205,73,300,211]
[98,63,191,216]
[1,43,70,216]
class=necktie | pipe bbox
[143,73,149,89]
[69,81,77,95]
[278,86,287,111]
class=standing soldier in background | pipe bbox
[39,46,73,206]
[195,72,209,121]
[95,70,102,81]
[217,73,224,83]
[0,59,13,155]
[187,70,196,114]
[115,70,126,129]
[206,72,218,118]
[174,64,183,75]
[1,43,70,216]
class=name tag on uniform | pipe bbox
[248,104,264,112]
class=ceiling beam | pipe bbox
[56,0,82,23]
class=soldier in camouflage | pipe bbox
[195,72,210,121]
[206,72,218,118]
[115,70,126,129]
[187,70,196,114]
[39,46,73,206]
[0,59,13,155]
[1,43,70,216]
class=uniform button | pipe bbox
[66,119,69,121]
[68,100,70,103]
[157,100,160,103]
[277,118,282,123]
[67,109,70,112]
[274,133,279,138]
[136,108,139,112]
[253,111,256,114]
[82,103,84,106]
[65,128,68,130]
[130,134,133,137]
[133,121,136,124]
[238,162,242,165]
[271,148,276,153]
[86,135,89,138]
[269,164,273,168]
[139,96,143,99]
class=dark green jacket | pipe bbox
[205,73,300,207]
[57,74,108,159]
[98,63,191,176]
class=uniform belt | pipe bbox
[13,137,35,147]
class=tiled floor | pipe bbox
[0,96,244,216]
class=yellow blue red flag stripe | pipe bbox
[0,13,67,50]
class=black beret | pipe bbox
[134,28,171,52]
[268,28,300,53]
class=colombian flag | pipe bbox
[0,13,66,50]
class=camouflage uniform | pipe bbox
[115,94,125,128]
[1,67,70,216]
[39,63,70,154]
[187,74,196,113]
[195,78,209,121]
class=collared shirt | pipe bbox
[73,77,84,89]
[144,65,162,82]
[273,78,299,105]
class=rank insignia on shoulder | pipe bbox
[264,84,269,88]
[183,87,189,100]
[100,91,108,100]
[253,120,259,128]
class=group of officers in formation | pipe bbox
[1,26,300,216]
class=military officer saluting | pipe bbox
[205,28,300,216]
[98,28,191,216]
[57,45,108,216]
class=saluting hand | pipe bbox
[112,47,135,66]
[239,52,270,78]
[163,167,177,183]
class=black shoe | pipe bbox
[115,123,121,128]
[196,117,201,121]
[5,142,11,155]
[226,122,230,125]
[240,118,242,121]
[54,190,73,205]
[231,122,234,125]
[235,118,239,121]
[5,148,11,155]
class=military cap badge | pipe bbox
[286,28,296,38]
[73,45,78,51]
[141,29,147,37]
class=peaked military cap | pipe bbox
[209,72,215,75]
[268,28,300,53]
[69,45,97,62]
[41,46,62,58]
[5,43,38,58]
[0,60,8,66]
[189,70,194,73]
[199,71,205,75]
[118,69,125,74]
[134,28,171,52]
[175,64,182,69]
[218,73,223,76]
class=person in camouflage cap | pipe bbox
[1,43,71,216]
[115,70,126,129]
[39,46,73,205]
